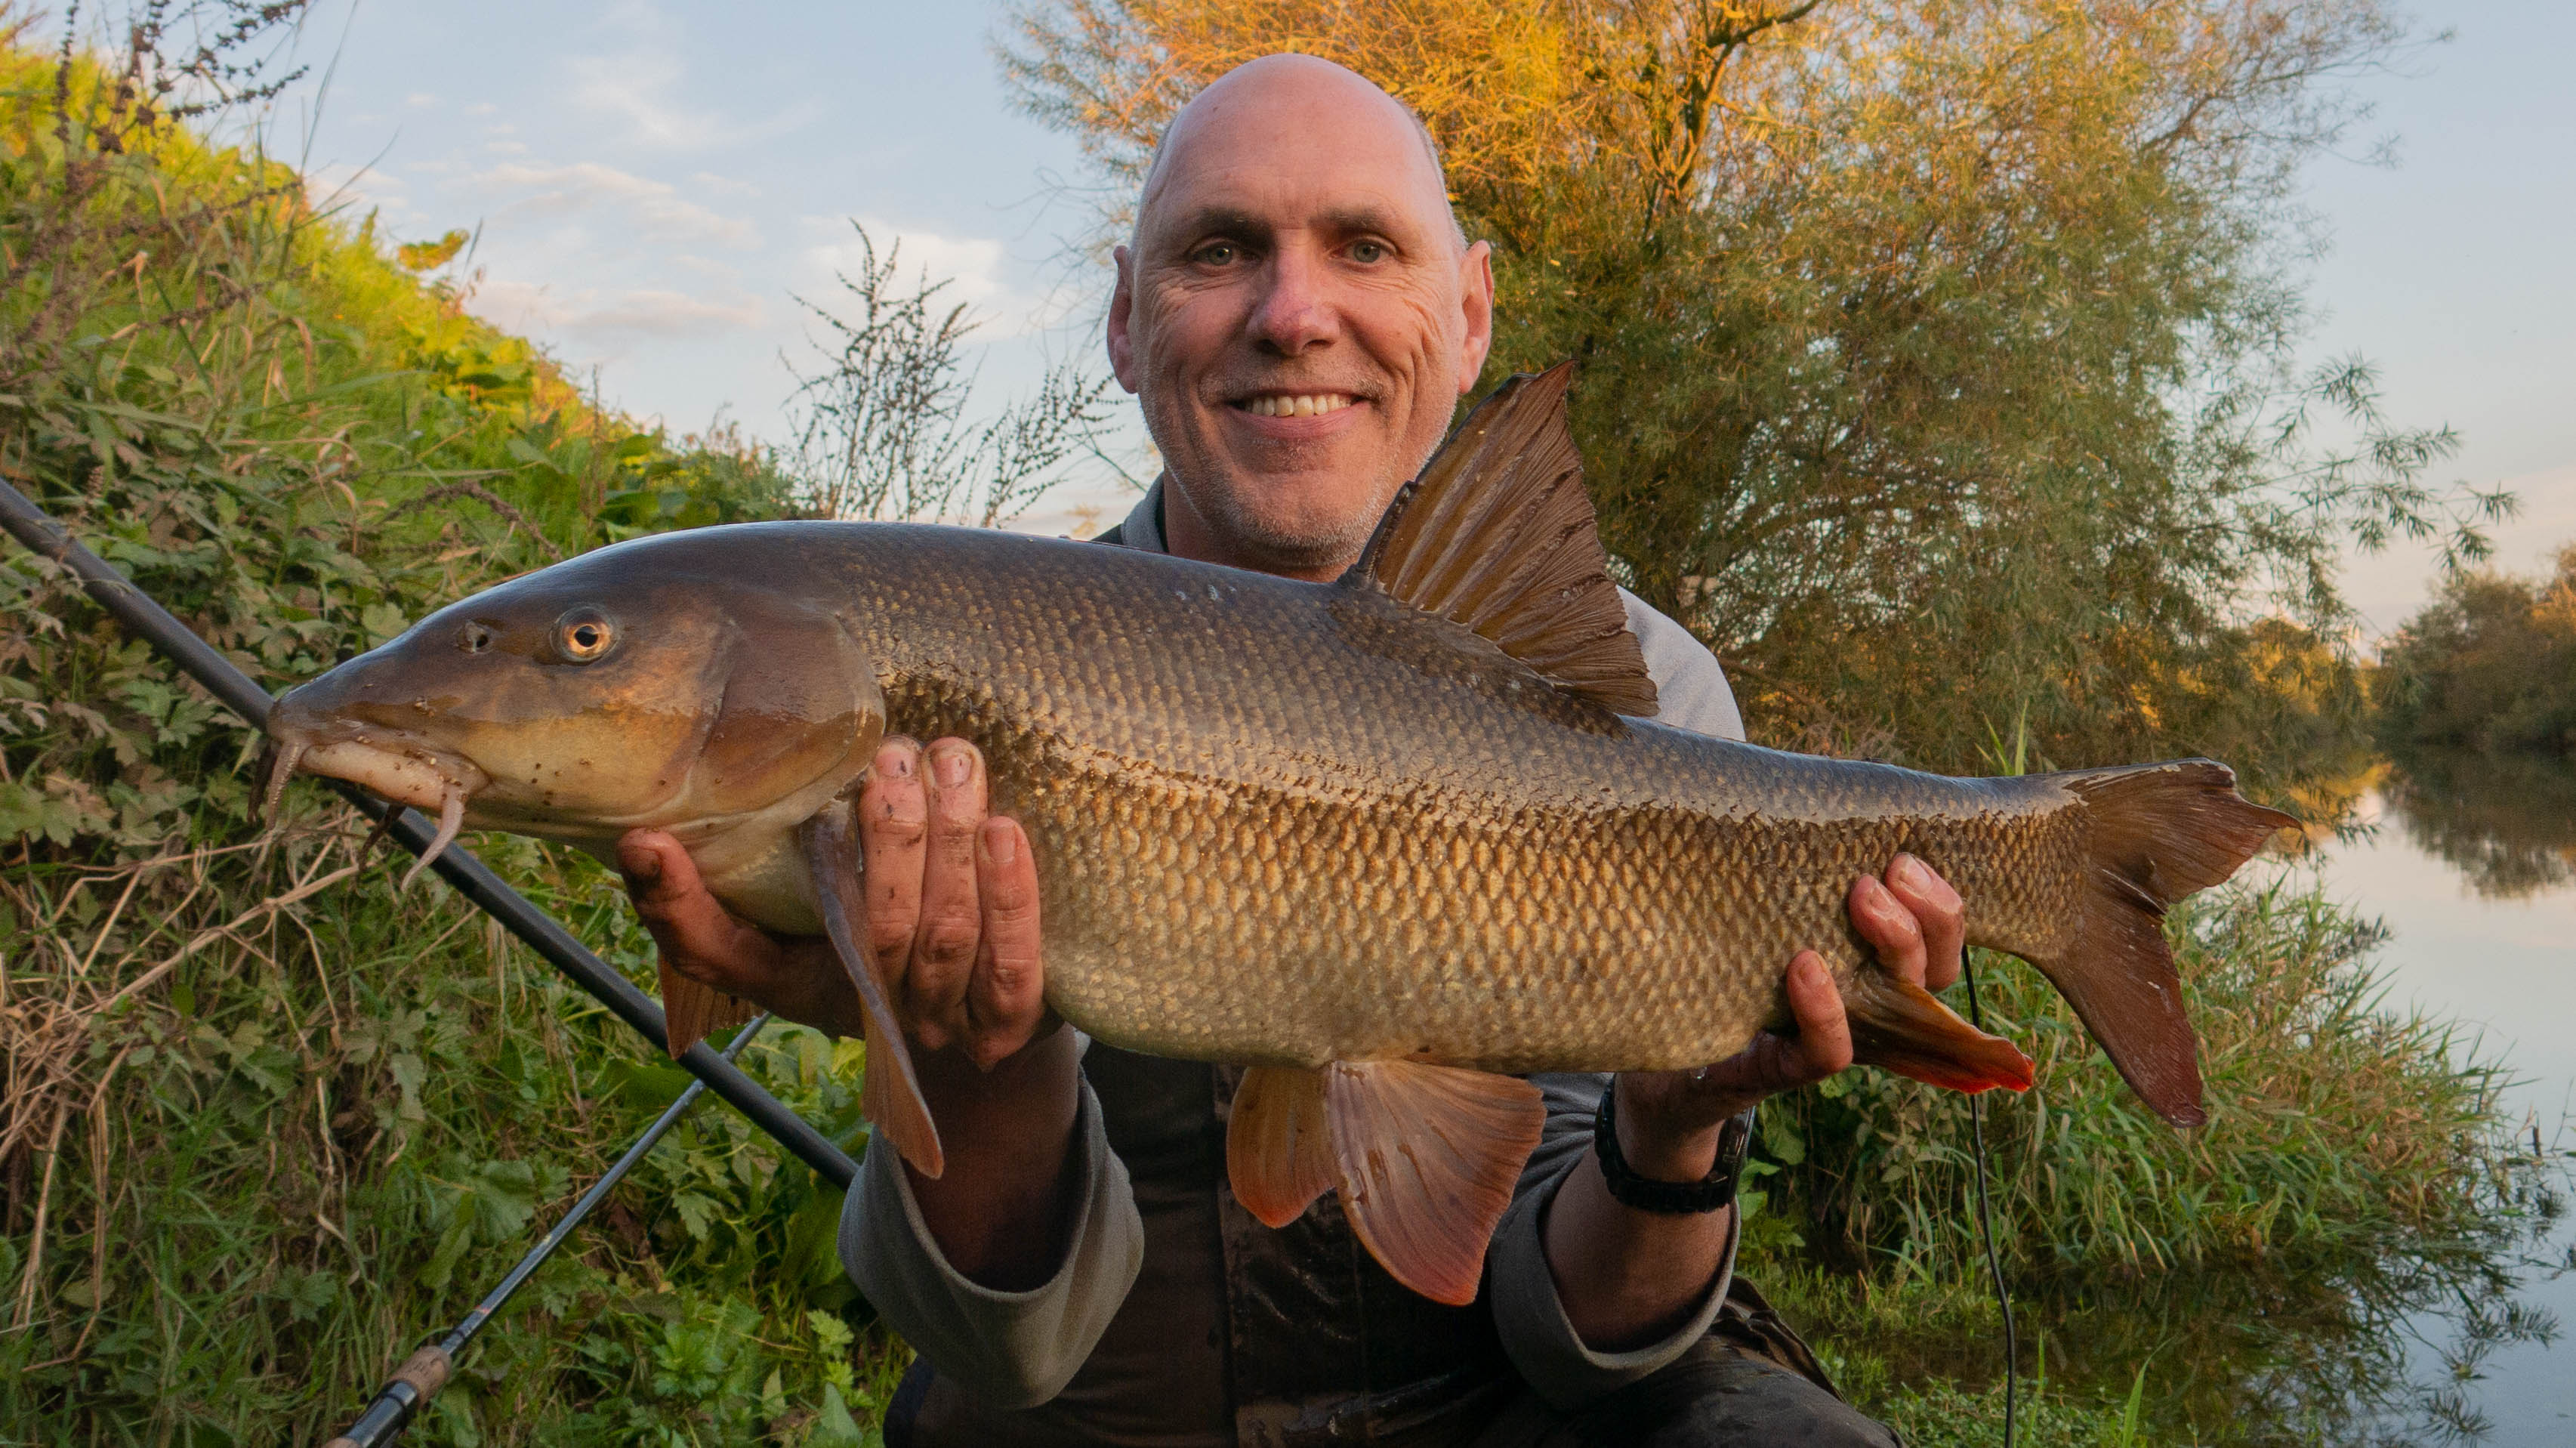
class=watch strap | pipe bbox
[1592,1079,1754,1215]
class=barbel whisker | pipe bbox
[400,788,467,893]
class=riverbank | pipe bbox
[1750,766,2574,1447]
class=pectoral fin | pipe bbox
[1226,1066,1337,1228]
[1844,968,2035,1095]
[801,799,945,1178]
[659,959,755,1059]
[1324,1061,1546,1307]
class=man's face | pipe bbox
[1108,60,1495,579]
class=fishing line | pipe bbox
[1963,953,2018,1448]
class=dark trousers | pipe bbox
[886,1333,1901,1448]
[1467,1335,1900,1447]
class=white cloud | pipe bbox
[464,102,498,117]
[404,91,437,108]
[466,159,759,250]
[473,278,765,341]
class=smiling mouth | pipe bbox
[1233,392,1359,418]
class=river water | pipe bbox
[2266,752,2575,1444]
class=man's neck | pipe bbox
[1156,473,1362,583]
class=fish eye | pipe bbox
[554,607,615,664]
[458,621,497,654]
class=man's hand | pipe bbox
[1544,853,1966,1350]
[850,736,1053,1068]
[615,834,856,1036]
[614,736,1052,1067]
[618,736,1078,1289]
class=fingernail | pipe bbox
[935,746,973,787]
[878,746,914,779]
[1893,854,1930,888]
[983,823,1015,865]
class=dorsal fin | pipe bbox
[1344,363,1658,717]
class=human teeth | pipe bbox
[1245,394,1351,417]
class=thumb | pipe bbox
[616,829,698,906]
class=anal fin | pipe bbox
[659,959,754,1059]
[1226,1066,1336,1228]
[1845,969,2035,1095]
[801,799,945,1178]
[1323,1061,1545,1307]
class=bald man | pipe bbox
[621,54,1934,1446]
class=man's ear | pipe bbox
[1107,244,1141,394]
[1457,239,1495,394]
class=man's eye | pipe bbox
[1195,242,1238,266]
[1350,239,1389,264]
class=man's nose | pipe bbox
[1246,247,1339,356]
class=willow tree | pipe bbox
[998,0,2506,807]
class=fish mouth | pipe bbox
[261,722,492,890]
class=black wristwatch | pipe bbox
[1592,1079,1755,1215]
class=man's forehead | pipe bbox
[1136,55,1458,247]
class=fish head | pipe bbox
[265,552,884,851]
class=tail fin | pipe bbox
[2031,760,2298,1127]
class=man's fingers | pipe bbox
[1782,951,1854,1080]
[1848,873,1930,986]
[859,736,928,969]
[966,817,1049,1069]
[614,828,775,995]
[1885,854,1966,993]
[906,739,989,1048]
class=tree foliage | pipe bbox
[997,0,2510,807]
[2374,545,2576,758]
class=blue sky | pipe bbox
[276,0,2573,633]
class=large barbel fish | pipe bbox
[264,367,2294,1303]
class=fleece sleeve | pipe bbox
[838,1076,1145,1409]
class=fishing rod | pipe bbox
[0,479,857,1189]
[323,1014,773,1448]
[1963,954,2019,1448]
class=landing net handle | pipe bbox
[0,480,859,1189]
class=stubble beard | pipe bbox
[1177,465,1390,576]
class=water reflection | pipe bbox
[1839,1170,2567,1445]
[2380,748,2576,899]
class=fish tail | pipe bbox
[2018,759,2298,1127]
